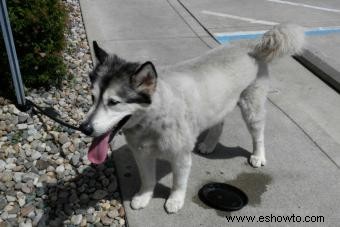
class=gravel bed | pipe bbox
[0,0,126,226]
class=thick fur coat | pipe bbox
[82,24,305,213]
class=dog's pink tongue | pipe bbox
[88,132,110,164]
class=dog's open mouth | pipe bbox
[87,115,131,164]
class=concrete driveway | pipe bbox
[80,0,340,226]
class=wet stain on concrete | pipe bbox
[225,172,272,206]
[192,172,272,217]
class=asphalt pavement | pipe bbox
[79,0,340,226]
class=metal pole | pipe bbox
[0,0,26,108]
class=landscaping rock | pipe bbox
[0,1,125,226]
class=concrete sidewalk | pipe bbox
[297,34,340,92]
[180,0,340,92]
[79,0,340,226]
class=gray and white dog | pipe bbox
[81,24,304,213]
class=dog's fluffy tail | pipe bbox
[251,24,305,63]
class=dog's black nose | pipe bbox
[80,122,93,136]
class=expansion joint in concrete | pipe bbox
[268,98,340,169]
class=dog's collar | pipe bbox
[109,115,132,142]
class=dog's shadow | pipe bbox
[194,143,251,160]
[39,155,124,226]
[194,130,251,160]
[114,141,252,204]
[40,141,251,225]
[112,145,172,202]
[38,147,171,225]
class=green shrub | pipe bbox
[0,0,68,96]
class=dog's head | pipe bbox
[80,41,157,164]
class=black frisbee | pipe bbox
[198,183,248,211]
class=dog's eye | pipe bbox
[107,99,120,106]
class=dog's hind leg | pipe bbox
[131,152,156,210]
[197,122,224,154]
[165,152,192,213]
[238,77,268,168]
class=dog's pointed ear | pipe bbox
[93,41,108,63]
[131,61,157,96]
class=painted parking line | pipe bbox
[201,10,278,26]
[267,0,340,13]
[215,26,340,44]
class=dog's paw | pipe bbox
[131,193,152,210]
[249,155,266,168]
[165,197,184,214]
[197,142,215,154]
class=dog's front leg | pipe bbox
[165,153,192,213]
[131,152,156,210]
